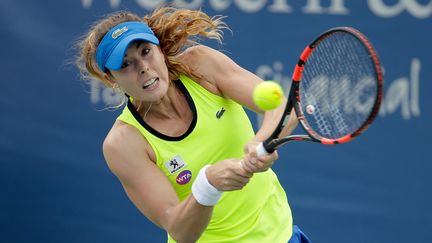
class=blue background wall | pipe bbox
[1,0,431,242]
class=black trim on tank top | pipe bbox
[126,79,197,141]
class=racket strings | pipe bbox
[300,32,378,139]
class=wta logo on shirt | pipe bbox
[176,170,192,185]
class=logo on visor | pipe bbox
[112,26,128,39]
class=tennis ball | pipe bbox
[253,81,284,110]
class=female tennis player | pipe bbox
[76,6,311,243]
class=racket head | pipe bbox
[292,27,383,144]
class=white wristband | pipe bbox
[192,165,222,206]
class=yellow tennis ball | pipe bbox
[253,81,284,110]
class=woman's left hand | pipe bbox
[241,140,278,173]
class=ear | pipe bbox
[103,72,116,87]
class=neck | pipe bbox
[137,82,188,121]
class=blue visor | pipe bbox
[96,21,159,71]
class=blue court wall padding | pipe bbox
[1,1,431,242]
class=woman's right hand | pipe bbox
[205,159,253,191]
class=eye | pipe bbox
[142,47,150,56]
[121,60,131,69]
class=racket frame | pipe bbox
[262,27,383,153]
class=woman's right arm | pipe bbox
[102,121,251,243]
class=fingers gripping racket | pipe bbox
[256,27,383,156]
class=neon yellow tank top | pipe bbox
[117,74,292,242]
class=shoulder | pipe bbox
[180,45,220,77]
[103,121,156,176]
[181,45,215,58]
[180,45,229,68]
[179,45,241,96]
[103,120,139,152]
[177,45,222,95]
[179,46,264,109]
[181,44,244,79]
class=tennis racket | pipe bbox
[256,26,383,156]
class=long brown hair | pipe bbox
[76,7,228,88]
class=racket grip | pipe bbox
[256,142,270,156]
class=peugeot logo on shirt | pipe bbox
[164,155,186,174]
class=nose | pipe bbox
[138,60,149,74]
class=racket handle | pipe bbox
[256,142,270,156]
